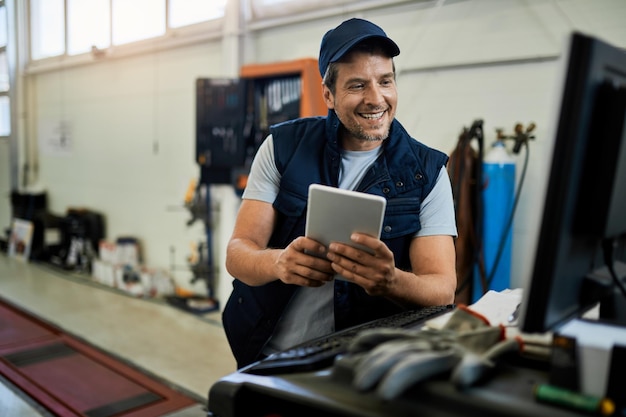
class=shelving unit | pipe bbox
[196,57,326,186]
[240,58,327,118]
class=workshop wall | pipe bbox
[3,0,626,308]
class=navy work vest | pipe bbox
[223,111,448,368]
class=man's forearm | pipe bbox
[387,269,456,307]
[226,238,280,286]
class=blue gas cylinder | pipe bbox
[473,140,515,302]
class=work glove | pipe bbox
[333,305,522,400]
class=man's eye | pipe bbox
[349,83,364,90]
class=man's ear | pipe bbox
[322,84,334,110]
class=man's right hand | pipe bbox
[226,199,334,287]
[274,236,334,287]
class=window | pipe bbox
[0,96,9,136]
[29,0,227,63]
[0,1,9,137]
[0,52,8,92]
[112,0,166,45]
[67,0,110,56]
[0,5,6,46]
[169,0,227,28]
[249,0,361,20]
[30,0,65,60]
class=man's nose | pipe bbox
[364,84,385,105]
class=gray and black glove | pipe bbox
[333,306,522,400]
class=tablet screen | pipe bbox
[305,184,387,254]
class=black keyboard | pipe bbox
[241,304,455,376]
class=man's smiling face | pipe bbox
[323,50,397,151]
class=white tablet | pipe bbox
[305,184,387,254]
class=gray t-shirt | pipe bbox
[243,135,457,354]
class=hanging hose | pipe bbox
[449,120,484,302]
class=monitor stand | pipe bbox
[582,261,626,326]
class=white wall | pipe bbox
[1,0,626,308]
[30,42,227,295]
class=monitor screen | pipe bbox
[519,32,626,333]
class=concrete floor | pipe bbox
[0,254,237,417]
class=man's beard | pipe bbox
[344,122,390,143]
[354,128,389,142]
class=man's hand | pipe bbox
[326,232,457,306]
[275,236,335,287]
[226,199,336,287]
[326,233,396,296]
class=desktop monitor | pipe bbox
[519,32,626,334]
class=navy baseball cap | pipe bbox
[318,18,400,77]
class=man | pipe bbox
[223,18,457,368]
